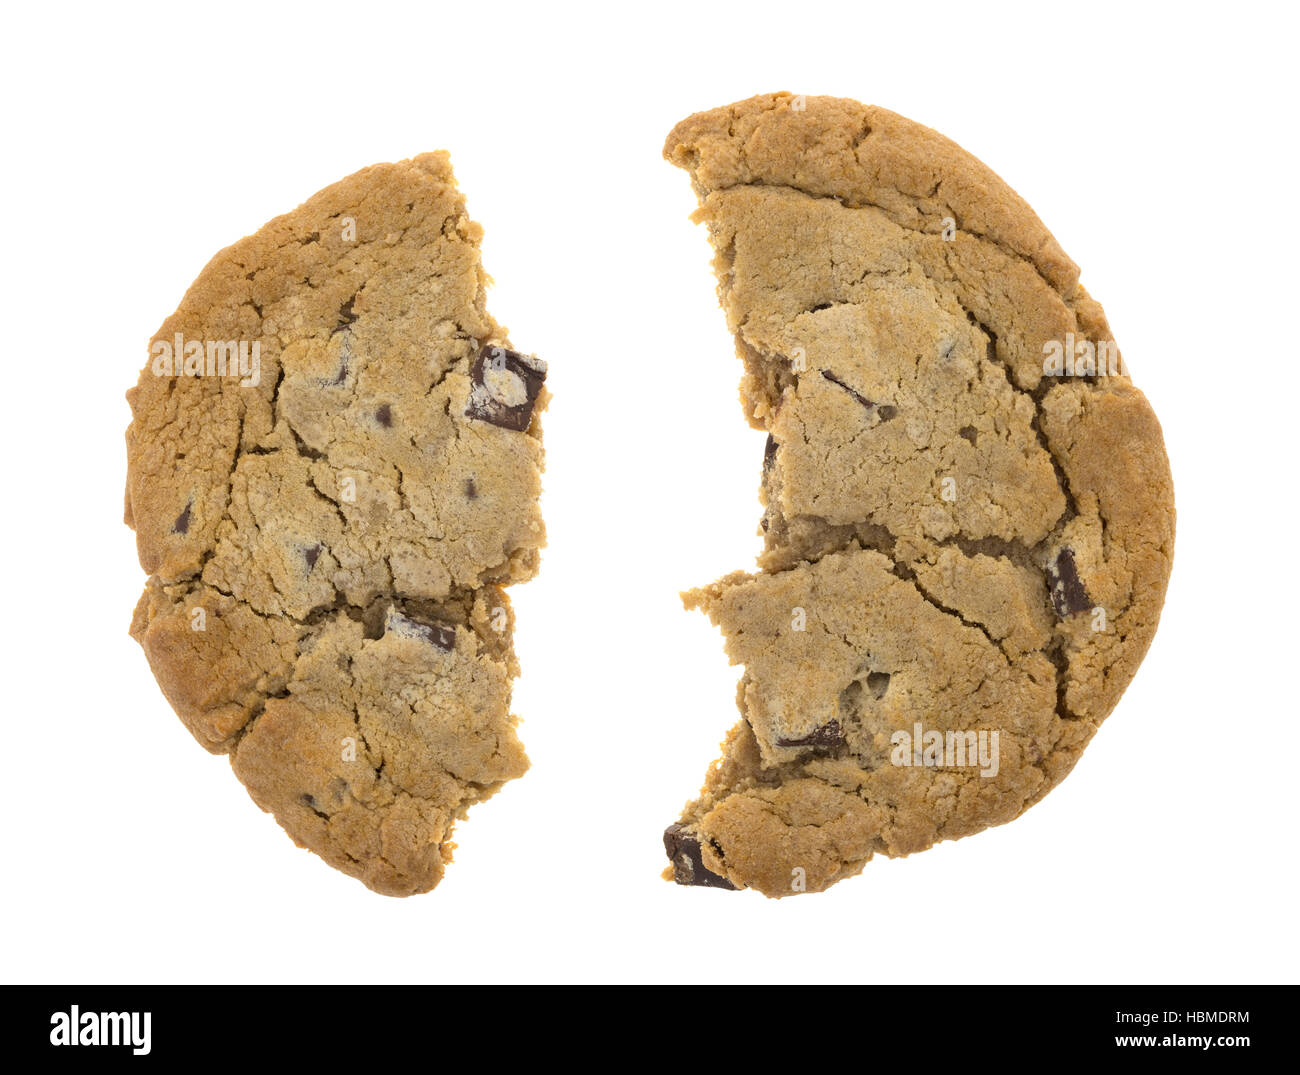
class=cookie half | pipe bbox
[126,153,546,895]
[663,94,1174,896]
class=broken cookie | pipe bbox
[662,94,1174,896]
[126,152,546,895]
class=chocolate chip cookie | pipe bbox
[662,94,1174,896]
[126,153,546,895]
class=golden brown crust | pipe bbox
[665,93,1080,296]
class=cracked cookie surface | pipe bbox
[126,153,546,895]
[663,94,1174,897]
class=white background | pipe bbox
[3,0,1295,984]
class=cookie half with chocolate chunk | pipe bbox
[125,153,547,895]
[662,94,1174,896]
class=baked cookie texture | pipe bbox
[663,94,1174,896]
[126,153,546,895]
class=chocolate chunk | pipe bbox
[375,404,392,428]
[776,719,845,750]
[663,823,736,890]
[172,501,192,535]
[464,478,478,500]
[763,433,778,470]
[387,611,456,652]
[412,620,456,652]
[464,345,546,432]
[1048,547,1092,617]
[304,544,322,569]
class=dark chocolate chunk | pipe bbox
[304,544,322,569]
[464,345,546,432]
[1047,547,1092,617]
[763,433,778,471]
[172,501,192,535]
[412,620,456,652]
[776,719,845,750]
[464,478,478,500]
[388,611,456,652]
[663,823,736,890]
[375,403,392,428]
